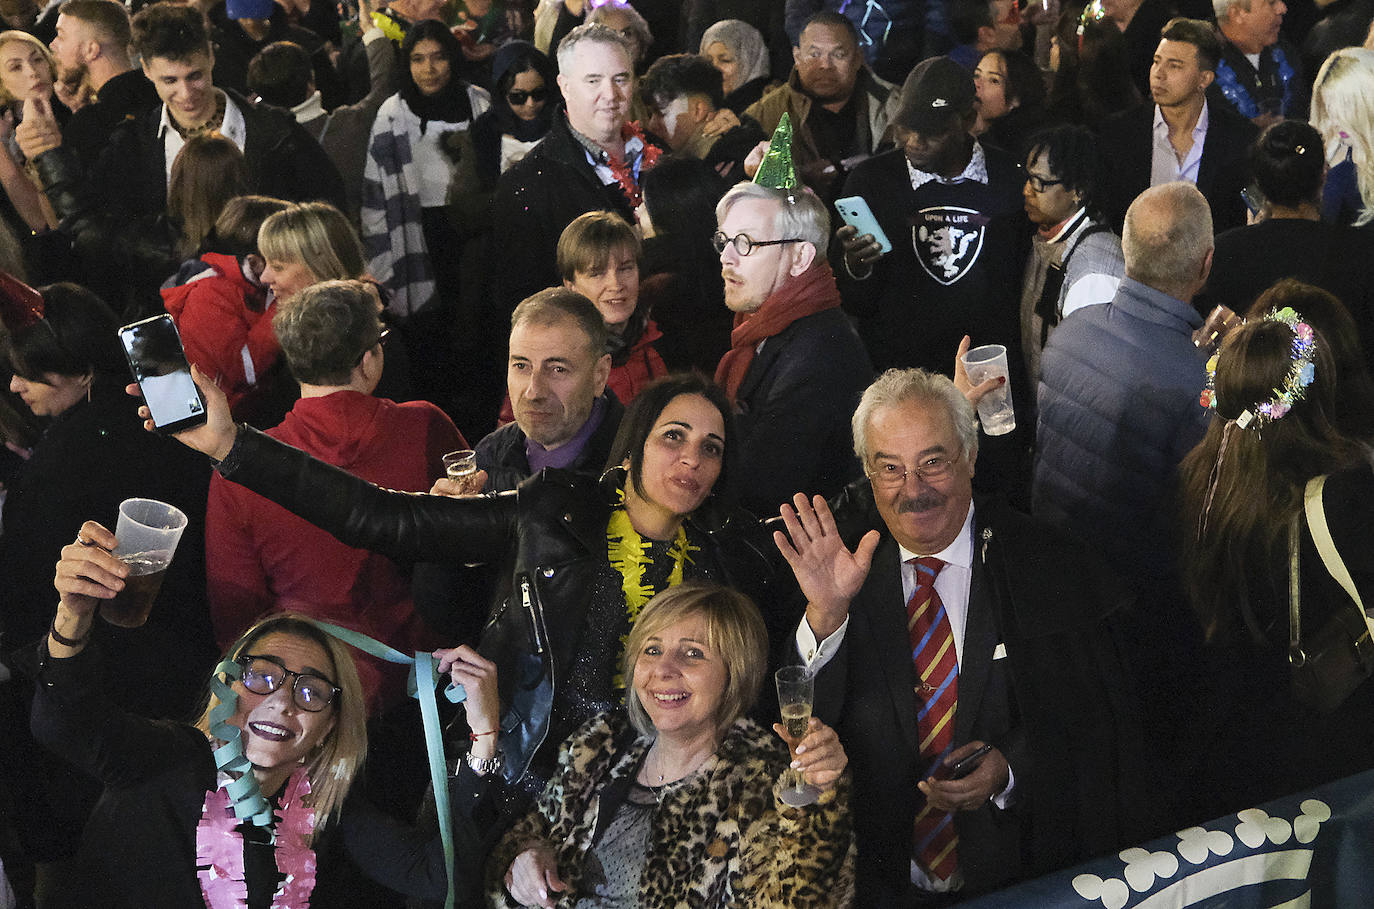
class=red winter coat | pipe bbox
[206,390,465,711]
[161,253,280,419]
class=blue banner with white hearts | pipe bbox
[963,769,1374,908]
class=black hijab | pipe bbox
[399,19,473,134]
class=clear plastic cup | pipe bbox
[105,498,188,627]
[960,344,1016,436]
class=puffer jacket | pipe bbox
[214,427,779,786]
[1033,278,1212,586]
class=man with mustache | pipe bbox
[775,367,1149,904]
[712,165,871,518]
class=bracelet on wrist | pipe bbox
[469,729,497,741]
[49,615,91,648]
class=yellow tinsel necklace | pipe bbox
[606,506,698,689]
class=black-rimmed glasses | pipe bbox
[1025,173,1065,193]
[866,456,955,489]
[236,654,340,712]
[712,231,804,257]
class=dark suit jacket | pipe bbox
[812,484,1150,906]
[1098,101,1258,235]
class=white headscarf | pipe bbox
[699,19,770,88]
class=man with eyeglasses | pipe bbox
[746,11,904,202]
[712,177,871,517]
[836,55,1028,383]
[205,279,465,713]
[774,367,1148,905]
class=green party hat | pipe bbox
[753,112,798,194]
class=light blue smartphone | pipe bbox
[835,195,893,255]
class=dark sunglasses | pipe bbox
[235,654,340,712]
[506,87,548,106]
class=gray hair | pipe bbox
[272,279,380,386]
[1212,0,1250,21]
[699,18,770,86]
[851,368,978,464]
[556,21,634,73]
[715,182,830,251]
[1122,182,1213,297]
[587,1,652,60]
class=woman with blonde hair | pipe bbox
[1311,47,1374,226]
[257,201,368,302]
[34,525,505,907]
[0,29,61,234]
[255,200,415,402]
[489,581,853,907]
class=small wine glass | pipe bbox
[775,665,821,807]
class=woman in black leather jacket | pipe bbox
[155,371,779,796]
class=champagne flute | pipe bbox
[775,665,821,807]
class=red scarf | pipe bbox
[714,260,842,402]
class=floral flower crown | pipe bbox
[1199,306,1316,429]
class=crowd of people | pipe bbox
[1,0,1373,905]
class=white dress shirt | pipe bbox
[159,91,246,186]
[1150,100,1209,188]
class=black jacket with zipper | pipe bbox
[215,425,781,790]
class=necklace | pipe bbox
[196,769,318,909]
[644,739,714,788]
[606,506,697,688]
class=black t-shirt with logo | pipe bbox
[835,144,1031,382]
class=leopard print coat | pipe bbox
[485,711,855,908]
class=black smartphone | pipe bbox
[117,314,207,434]
[930,744,993,781]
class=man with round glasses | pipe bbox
[773,366,1147,904]
[711,176,871,517]
[206,279,464,712]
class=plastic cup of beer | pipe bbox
[959,343,1016,436]
[442,449,477,479]
[105,498,188,628]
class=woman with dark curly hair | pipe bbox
[150,363,781,807]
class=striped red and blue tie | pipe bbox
[908,556,959,881]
